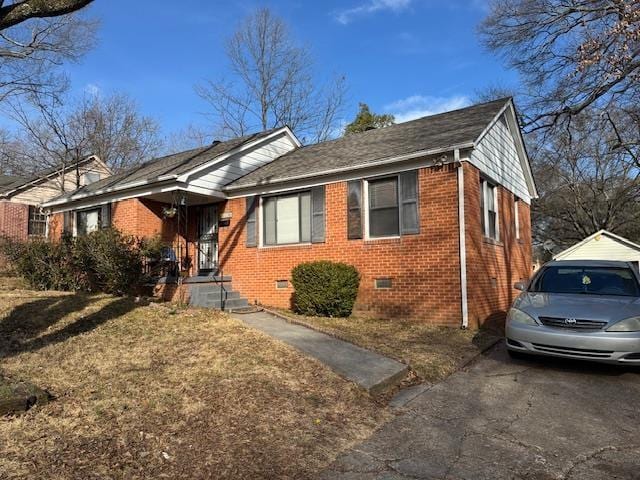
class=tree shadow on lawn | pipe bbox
[0,293,144,360]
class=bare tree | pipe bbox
[7,91,162,190]
[0,1,96,102]
[480,0,640,164]
[532,109,640,248]
[78,93,162,172]
[196,8,346,143]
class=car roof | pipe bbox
[545,260,634,268]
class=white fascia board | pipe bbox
[224,143,474,197]
[176,127,297,183]
[42,176,175,207]
[46,182,225,213]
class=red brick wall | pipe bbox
[463,162,532,329]
[0,201,29,241]
[217,164,463,324]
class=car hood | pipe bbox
[513,292,640,324]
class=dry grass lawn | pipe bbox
[272,310,498,383]
[0,286,389,479]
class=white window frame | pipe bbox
[363,174,401,240]
[259,189,312,247]
[481,178,500,241]
[75,207,102,236]
[82,171,101,185]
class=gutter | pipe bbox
[456,149,469,329]
[224,142,475,193]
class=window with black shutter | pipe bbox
[347,180,363,239]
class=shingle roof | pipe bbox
[0,156,104,197]
[0,174,27,194]
[51,130,277,201]
[226,98,510,190]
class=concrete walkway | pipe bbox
[233,311,408,394]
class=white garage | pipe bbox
[554,230,640,269]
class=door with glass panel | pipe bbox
[197,205,218,274]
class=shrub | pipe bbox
[291,261,360,317]
[73,229,144,295]
[0,228,146,295]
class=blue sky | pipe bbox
[67,0,517,138]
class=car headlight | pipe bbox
[606,316,640,332]
[507,308,539,326]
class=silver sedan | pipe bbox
[506,260,640,364]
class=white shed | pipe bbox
[554,230,640,268]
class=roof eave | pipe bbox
[223,142,475,193]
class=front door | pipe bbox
[197,205,218,274]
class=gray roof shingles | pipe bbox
[226,98,509,190]
[52,130,276,201]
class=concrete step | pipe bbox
[188,284,235,296]
[194,297,249,310]
[183,275,232,284]
[202,290,241,301]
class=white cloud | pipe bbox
[335,0,412,25]
[384,94,471,123]
[84,83,101,97]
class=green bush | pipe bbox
[291,261,360,317]
[0,228,145,295]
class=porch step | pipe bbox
[185,276,250,312]
[183,275,232,284]
[197,297,250,310]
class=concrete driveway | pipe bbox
[320,343,640,480]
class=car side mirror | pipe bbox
[513,281,526,291]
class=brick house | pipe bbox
[43,98,537,328]
[0,156,110,241]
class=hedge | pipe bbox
[291,261,360,317]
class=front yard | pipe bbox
[272,309,498,383]
[0,285,388,479]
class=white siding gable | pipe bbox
[187,132,297,193]
[555,233,640,263]
[470,114,532,204]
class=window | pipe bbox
[275,280,289,289]
[480,178,499,240]
[76,208,101,236]
[368,176,399,237]
[263,191,311,245]
[82,172,101,185]
[514,197,520,240]
[28,206,46,237]
[363,171,419,239]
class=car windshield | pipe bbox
[531,266,640,297]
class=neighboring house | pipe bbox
[43,98,537,328]
[0,156,111,240]
[554,230,640,270]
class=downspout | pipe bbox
[456,149,469,329]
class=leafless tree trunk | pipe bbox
[196,7,346,144]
